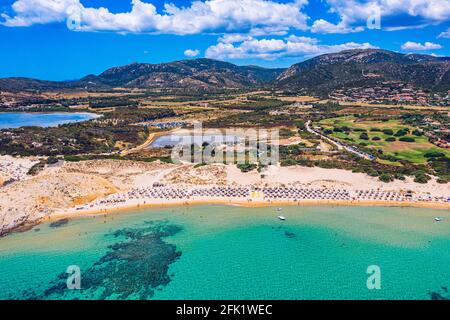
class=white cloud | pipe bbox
[285,35,319,44]
[205,35,377,60]
[438,28,450,38]
[314,0,450,34]
[1,0,309,35]
[218,34,253,44]
[401,41,443,51]
[311,19,364,34]
[3,0,449,36]
[184,49,200,57]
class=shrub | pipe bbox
[359,132,369,140]
[365,168,380,177]
[394,173,406,180]
[370,128,381,132]
[424,151,445,158]
[379,173,394,183]
[385,137,396,142]
[46,156,59,165]
[382,129,394,135]
[237,163,258,172]
[399,137,415,143]
[394,128,409,137]
[414,172,431,184]
[412,129,423,136]
[280,159,298,167]
[372,136,381,141]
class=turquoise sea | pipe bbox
[1,205,450,300]
[0,112,99,129]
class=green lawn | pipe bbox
[318,116,450,164]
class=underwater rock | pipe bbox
[16,220,182,300]
[49,218,69,228]
[284,231,296,239]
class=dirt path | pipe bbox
[121,127,180,156]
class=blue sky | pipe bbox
[1,0,449,80]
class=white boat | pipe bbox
[434,217,443,222]
[278,216,286,221]
[276,208,283,212]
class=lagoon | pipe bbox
[1,205,450,300]
[0,112,99,129]
[151,133,243,147]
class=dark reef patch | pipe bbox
[14,220,182,300]
[429,287,450,300]
[49,218,70,228]
[284,231,296,239]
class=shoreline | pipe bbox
[121,127,180,155]
[56,198,450,218]
[49,198,450,225]
[3,198,449,238]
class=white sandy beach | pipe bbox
[0,158,449,235]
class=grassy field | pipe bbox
[337,101,450,112]
[318,116,450,164]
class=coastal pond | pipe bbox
[149,128,276,148]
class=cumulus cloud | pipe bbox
[312,0,450,34]
[205,35,377,60]
[184,49,200,57]
[1,0,309,35]
[3,0,450,36]
[401,41,443,51]
[311,19,364,34]
[218,34,253,44]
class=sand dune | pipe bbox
[0,172,117,235]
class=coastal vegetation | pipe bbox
[0,107,175,156]
[1,68,448,185]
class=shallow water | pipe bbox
[1,205,450,300]
[0,112,99,129]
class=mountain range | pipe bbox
[1,49,449,94]
[277,49,450,95]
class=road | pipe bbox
[305,121,375,161]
